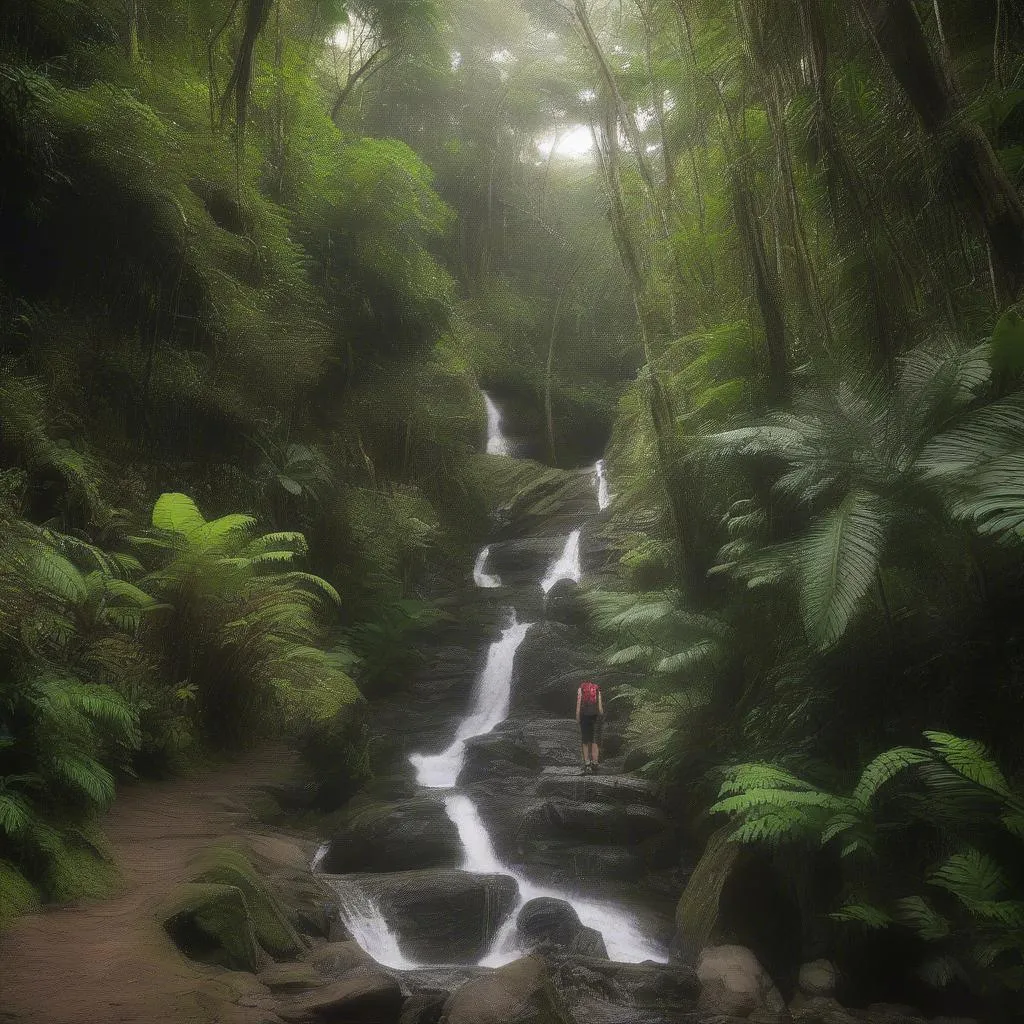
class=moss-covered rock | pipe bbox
[160,881,265,972]
[190,842,307,960]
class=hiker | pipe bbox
[575,679,604,774]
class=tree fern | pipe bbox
[830,902,893,928]
[851,746,931,808]
[49,754,116,806]
[924,731,1012,798]
[929,849,1007,907]
[893,895,951,941]
[799,489,890,649]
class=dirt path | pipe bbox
[0,747,298,1024]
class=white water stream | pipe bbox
[408,614,532,789]
[472,545,501,588]
[594,459,611,511]
[327,878,421,970]
[539,529,582,594]
[483,391,511,455]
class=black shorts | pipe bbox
[579,714,600,744]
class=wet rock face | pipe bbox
[516,898,608,959]
[696,944,788,1021]
[324,796,462,873]
[345,869,519,965]
[278,970,404,1023]
[461,729,542,782]
[439,954,571,1024]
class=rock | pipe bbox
[190,842,306,959]
[462,729,542,782]
[439,955,571,1024]
[194,971,280,1015]
[864,1004,928,1023]
[161,882,267,973]
[543,580,587,626]
[484,537,567,583]
[258,961,325,992]
[341,869,519,965]
[696,945,788,1021]
[798,959,838,998]
[791,996,859,1024]
[305,940,375,978]
[516,898,608,959]
[509,624,591,712]
[279,970,403,1023]
[535,770,660,807]
[324,796,462,873]
[522,797,666,844]
[400,993,446,1024]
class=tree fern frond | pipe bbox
[830,903,892,928]
[799,489,890,649]
[894,895,951,940]
[729,806,811,845]
[276,572,342,607]
[0,791,32,838]
[924,732,1011,797]
[49,754,116,806]
[852,746,931,807]
[718,762,818,796]
[656,640,717,674]
[151,492,207,534]
[607,644,656,665]
[929,849,1006,906]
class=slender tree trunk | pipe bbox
[858,0,1024,302]
[126,0,142,62]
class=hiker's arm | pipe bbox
[575,689,582,722]
[598,691,604,716]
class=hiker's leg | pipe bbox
[580,743,589,763]
[591,740,600,764]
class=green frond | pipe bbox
[718,762,818,796]
[729,806,812,845]
[852,746,931,808]
[929,849,1006,907]
[49,754,116,807]
[711,788,843,814]
[0,861,38,924]
[243,532,309,557]
[893,895,951,940]
[924,732,1012,798]
[607,599,678,629]
[0,791,32,839]
[656,640,718,674]
[830,902,893,928]
[151,492,207,534]
[276,571,342,607]
[607,644,656,665]
[26,543,87,604]
[799,489,890,649]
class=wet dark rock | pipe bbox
[346,869,519,965]
[305,940,375,978]
[324,796,461,873]
[400,992,446,1024]
[510,624,591,712]
[438,954,572,1024]
[535,769,660,807]
[516,898,608,959]
[462,729,543,782]
[522,797,667,845]
[278,969,403,1023]
[696,944,788,1021]
[485,537,568,584]
[543,580,588,627]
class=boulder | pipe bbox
[543,580,587,627]
[258,961,325,993]
[306,940,375,978]
[791,996,859,1024]
[189,842,306,959]
[401,992,446,1024]
[516,898,608,959]
[160,881,266,973]
[324,796,462,873]
[696,945,788,1021]
[349,869,519,965]
[484,537,567,583]
[798,959,838,999]
[509,624,590,712]
[462,729,542,782]
[522,797,666,844]
[535,770,659,807]
[439,955,571,1024]
[279,970,403,1023]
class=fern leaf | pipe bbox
[799,489,890,649]
[151,492,207,534]
[924,732,1011,797]
[607,644,656,665]
[656,640,717,674]
[852,746,931,807]
[929,849,1006,906]
[894,895,951,940]
[277,572,342,608]
[730,806,812,845]
[718,762,818,796]
[49,754,116,806]
[830,903,892,928]
[0,791,32,838]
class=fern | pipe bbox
[830,902,893,928]
[929,849,1007,907]
[924,731,1012,798]
[851,746,931,807]
[607,644,656,665]
[893,895,951,941]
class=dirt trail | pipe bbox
[0,747,298,1024]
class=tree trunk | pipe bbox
[858,0,1024,302]
[127,0,141,62]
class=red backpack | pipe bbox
[580,681,600,710]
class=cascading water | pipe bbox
[539,529,582,594]
[594,459,611,511]
[472,546,501,588]
[409,614,532,789]
[444,794,666,966]
[483,391,511,456]
[310,842,328,873]
[324,877,421,971]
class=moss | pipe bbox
[160,881,263,972]
[190,843,305,960]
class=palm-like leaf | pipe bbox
[799,489,890,649]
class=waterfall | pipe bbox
[540,529,582,594]
[325,877,421,971]
[443,793,667,967]
[409,614,532,789]
[594,459,611,511]
[310,842,328,873]
[483,392,511,456]
[473,546,501,588]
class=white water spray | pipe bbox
[443,793,667,967]
[310,842,328,873]
[594,459,611,511]
[325,877,421,970]
[473,546,501,588]
[540,529,582,594]
[483,392,511,456]
[409,615,532,788]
